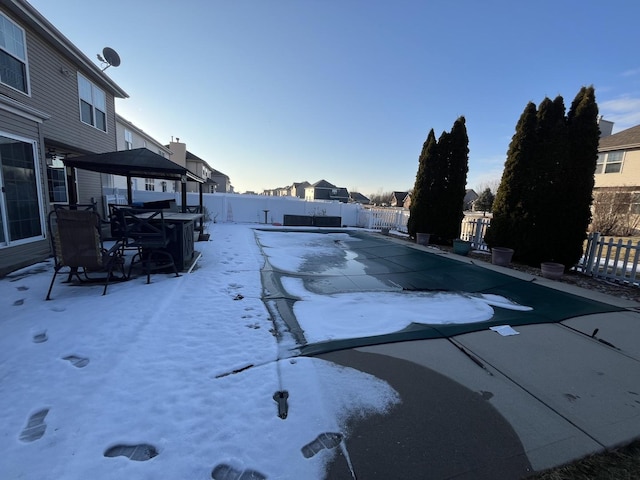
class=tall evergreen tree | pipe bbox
[557,86,599,267]
[407,129,437,238]
[408,117,469,244]
[486,88,599,268]
[484,102,538,254]
[525,95,568,265]
[440,116,469,242]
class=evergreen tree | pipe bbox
[439,116,469,242]
[557,86,599,267]
[408,117,469,244]
[474,188,495,213]
[484,102,538,254]
[486,88,599,268]
[524,95,568,265]
[426,129,450,244]
[407,129,437,238]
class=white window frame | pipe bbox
[0,132,45,247]
[77,73,107,132]
[596,151,624,174]
[0,12,29,95]
[124,129,133,150]
[144,178,155,191]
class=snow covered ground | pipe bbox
[0,223,530,479]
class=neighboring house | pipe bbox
[262,181,310,198]
[0,0,128,276]
[463,189,479,211]
[593,122,640,221]
[112,114,176,194]
[167,139,231,193]
[304,180,349,203]
[291,181,310,199]
[390,191,411,208]
[349,192,370,204]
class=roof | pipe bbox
[63,148,204,183]
[311,179,337,188]
[350,192,370,203]
[598,124,640,152]
[391,191,410,203]
[4,0,128,98]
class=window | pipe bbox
[124,129,133,150]
[78,74,106,131]
[46,156,68,203]
[0,135,43,244]
[145,178,155,191]
[596,151,623,174]
[0,13,28,94]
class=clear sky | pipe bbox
[28,0,640,196]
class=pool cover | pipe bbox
[260,230,625,356]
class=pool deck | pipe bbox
[299,234,640,479]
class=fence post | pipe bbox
[584,232,600,275]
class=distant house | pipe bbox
[291,181,311,198]
[112,114,176,194]
[263,181,310,198]
[593,122,640,227]
[463,189,479,210]
[0,0,128,276]
[349,192,370,204]
[304,180,349,203]
[167,139,232,193]
[390,191,411,208]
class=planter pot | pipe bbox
[416,233,430,246]
[491,247,514,266]
[541,262,564,280]
[381,227,390,235]
[453,239,472,256]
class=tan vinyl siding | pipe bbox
[0,239,50,276]
[0,8,117,153]
[594,150,640,188]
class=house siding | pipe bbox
[0,2,125,277]
[0,9,117,155]
[594,149,640,188]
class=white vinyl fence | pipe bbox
[459,217,491,251]
[358,207,409,232]
[579,233,640,285]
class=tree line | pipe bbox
[408,86,599,268]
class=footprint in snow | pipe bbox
[13,299,24,306]
[19,408,49,442]
[104,444,158,461]
[211,464,266,480]
[32,331,48,343]
[301,432,344,458]
[63,355,90,368]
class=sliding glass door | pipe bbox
[0,134,43,246]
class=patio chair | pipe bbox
[46,208,126,300]
[117,208,180,284]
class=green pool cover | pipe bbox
[261,230,625,356]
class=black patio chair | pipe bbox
[117,208,180,284]
[46,208,126,300]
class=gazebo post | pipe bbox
[127,175,133,205]
[199,183,204,236]
[181,175,187,213]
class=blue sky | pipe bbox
[29,0,640,195]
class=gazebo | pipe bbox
[62,148,205,213]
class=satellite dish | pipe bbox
[98,47,121,71]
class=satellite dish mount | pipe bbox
[97,47,121,71]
